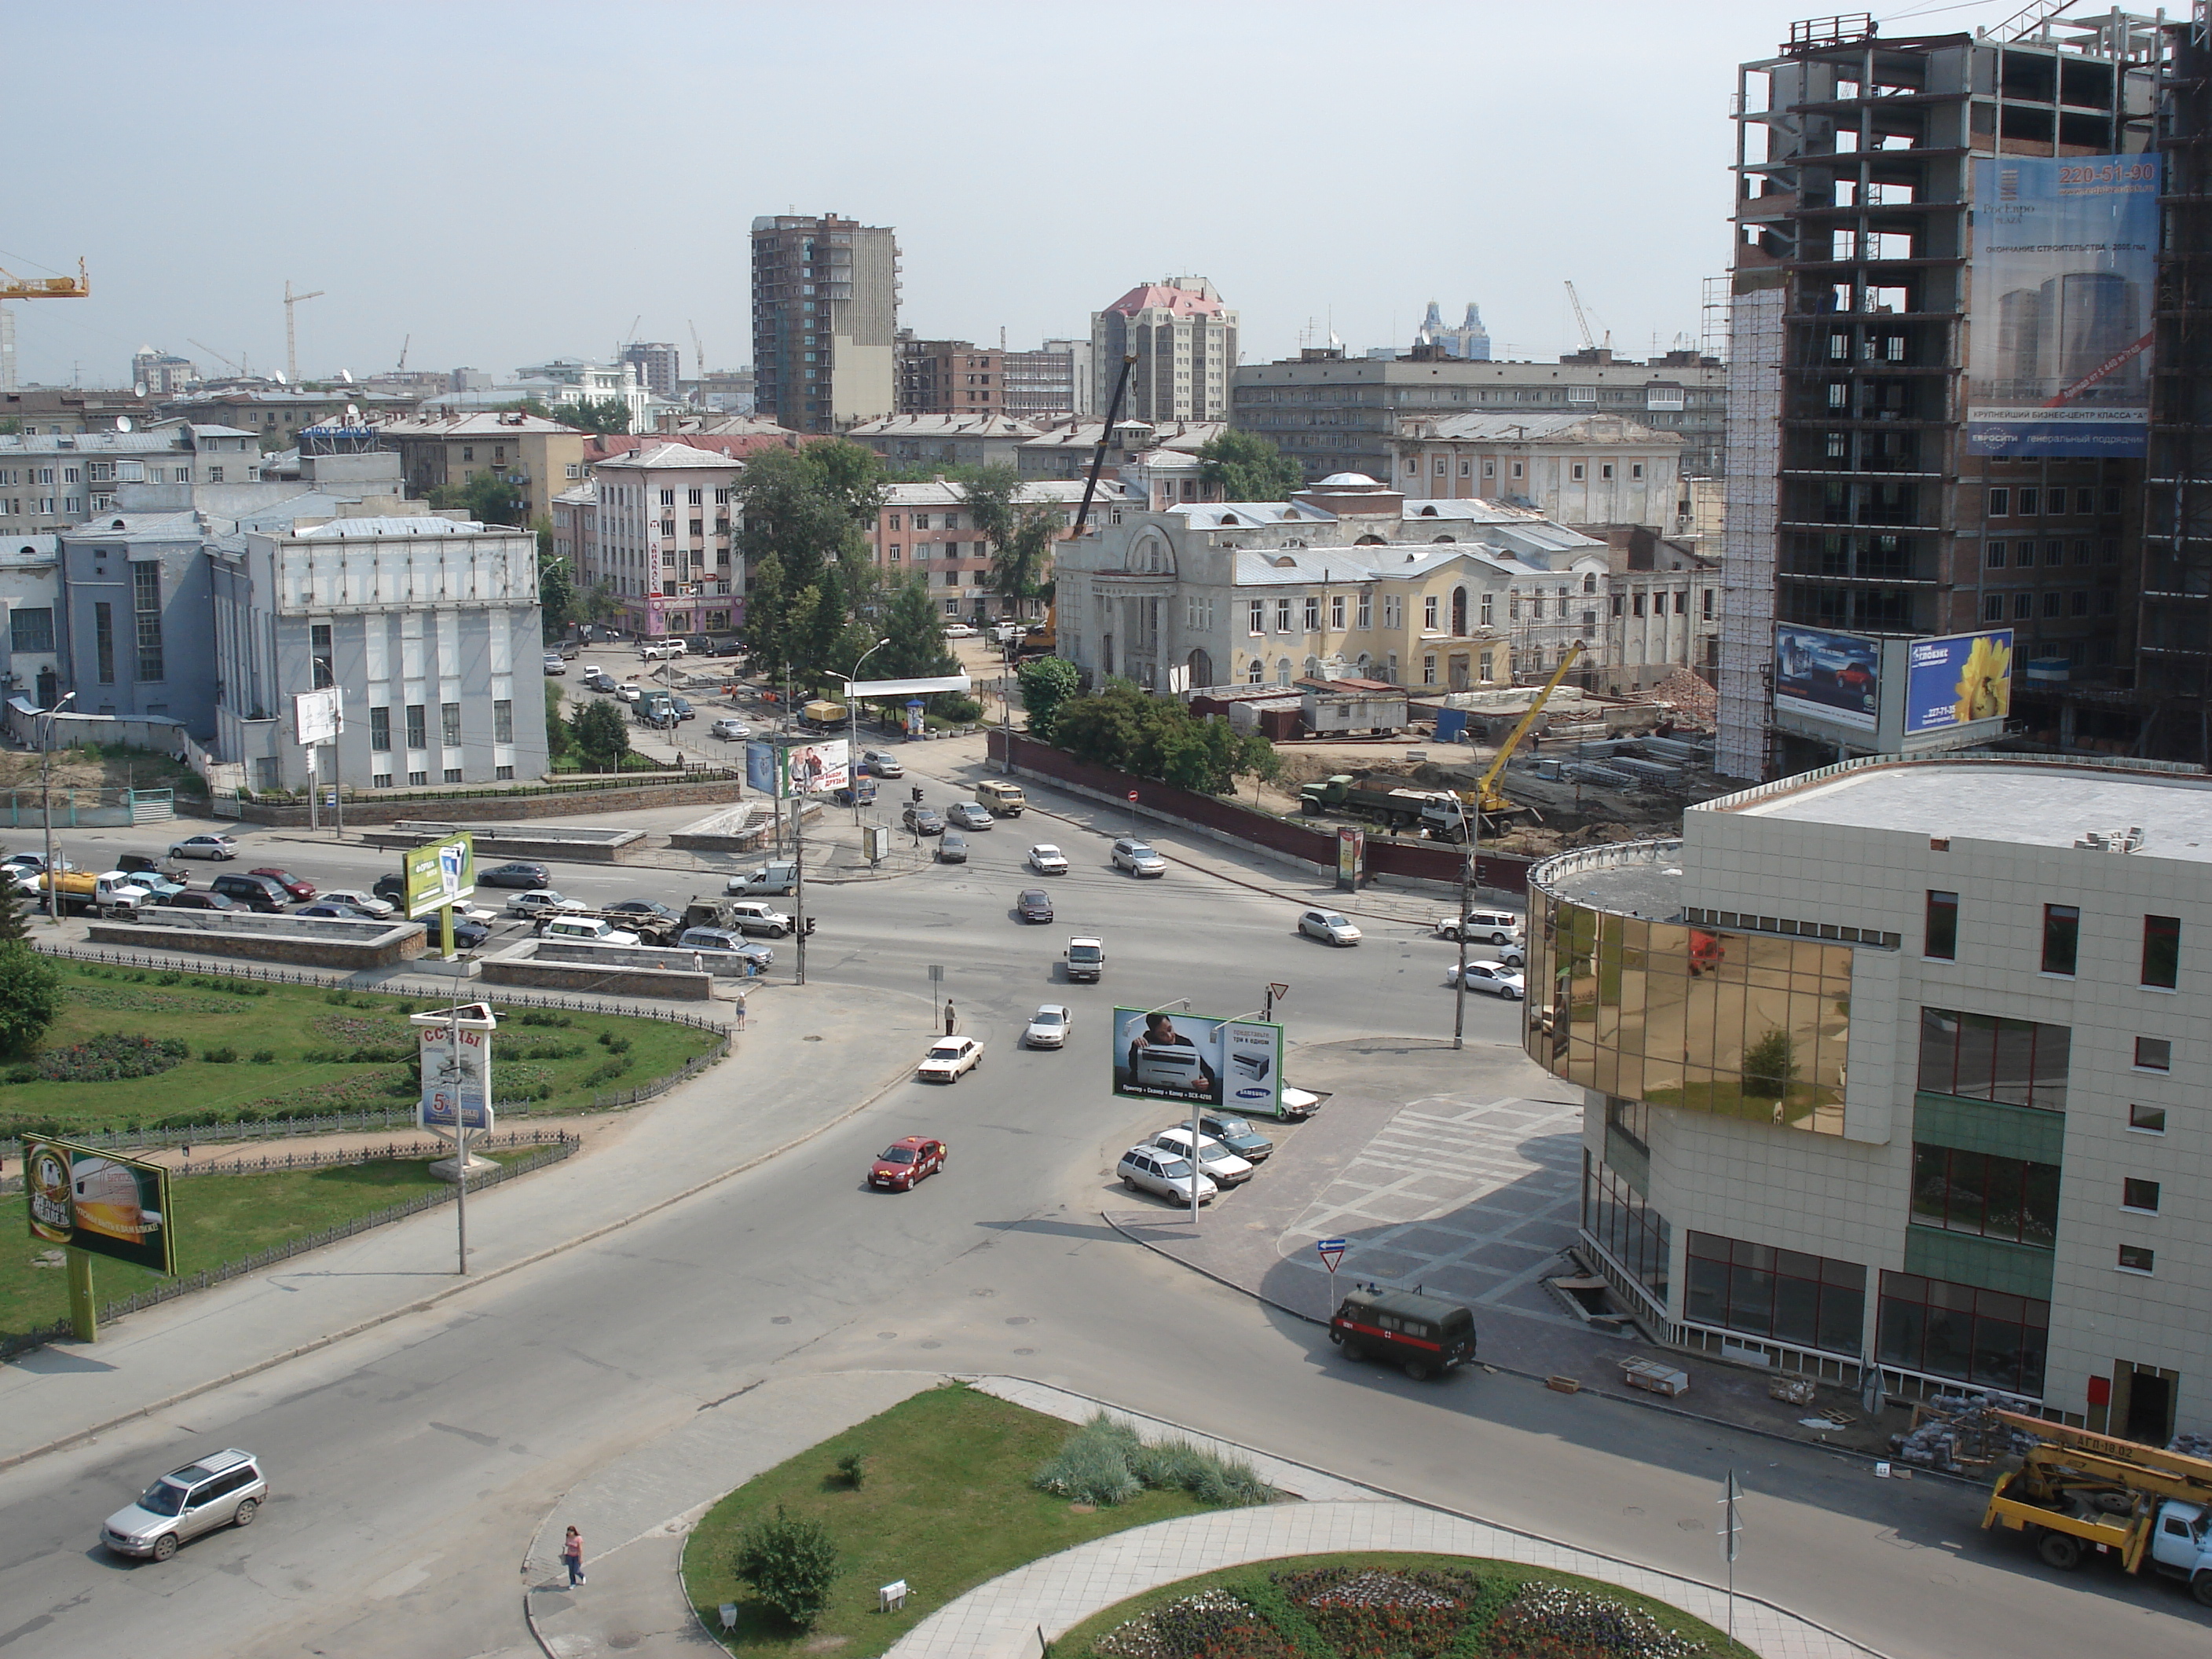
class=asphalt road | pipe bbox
[0,779,2202,1657]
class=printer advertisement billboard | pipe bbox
[1112,1008,1284,1115]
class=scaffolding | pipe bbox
[1718,287,1784,778]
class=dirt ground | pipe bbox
[0,742,204,799]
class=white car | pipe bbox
[615,683,643,704]
[1449,960,1525,1000]
[542,654,566,676]
[507,888,588,920]
[1111,837,1166,877]
[1024,1004,1071,1049]
[1298,908,1362,947]
[580,664,603,681]
[1149,1126,1255,1186]
[169,834,238,861]
[1027,844,1068,875]
[942,623,978,639]
[315,888,396,919]
[1116,1144,1218,1205]
[1437,910,1524,946]
[917,1035,983,1082]
[1280,1086,1324,1119]
[710,717,753,740]
[640,640,687,660]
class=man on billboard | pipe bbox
[1119,1011,1221,1102]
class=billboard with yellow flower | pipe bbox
[1904,631,2013,737]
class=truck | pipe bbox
[798,699,848,732]
[1422,642,1588,840]
[1298,775,1455,832]
[20,870,151,917]
[725,861,798,897]
[1981,1409,2212,1604]
[1064,936,1104,982]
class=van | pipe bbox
[1329,1287,1478,1381]
[726,861,797,897]
[544,915,640,946]
[976,779,1027,818]
[209,872,290,913]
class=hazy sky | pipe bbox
[6,0,2031,390]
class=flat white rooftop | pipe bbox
[1723,758,2212,862]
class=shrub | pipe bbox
[1033,1414,1143,1507]
[34,1032,189,1082]
[202,1046,240,1064]
[834,1452,866,1489]
[0,943,66,1057]
[251,1049,276,1064]
[731,1504,839,1631]
[596,1031,632,1053]
[580,1057,632,1088]
[1740,1027,1797,1101]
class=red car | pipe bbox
[869,1135,947,1192]
[251,867,317,902]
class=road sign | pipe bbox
[1127,790,1138,801]
[1316,1237,1346,1273]
[1269,983,1290,1002]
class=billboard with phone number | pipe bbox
[1111,1007,1284,1117]
[24,1136,175,1274]
[1904,630,2014,736]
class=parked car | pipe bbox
[209,872,290,913]
[251,867,317,902]
[101,1448,267,1562]
[947,802,993,831]
[673,927,774,970]
[903,804,944,836]
[942,622,978,639]
[606,899,679,925]
[1017,888,1055,924]
[295,903,379,921]
[1448,960,1525,999]
[169,834,237,861]
[615,683,643,704]
[543,654,566,676]
[861,749,905,778]
[1111,837,1166,877]
[1149,1126,1255,1186]
[936,830,969,864]
[1197,1111,1275,1162]
[712,639,745,657]
[317,888,395,918]
[917,1035,983,1082]
[161,889,236,911]
[1026,844,1068,876]
[478,861,552,888]
[639,639,686,660]
[1435,910,1523,946]
[127,872,189,901]
[1298,908,1362,947]
[1024,1004,1071,1049]
[709,718,753,740]
[869,1134,947,1192]
[449,917,492,950]
[1115,1144,1217,1206]
[507,889,587,920]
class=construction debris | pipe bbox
[1888,1391,2042,1474]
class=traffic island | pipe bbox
[86,909,429,969]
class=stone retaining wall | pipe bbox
[230,775,745,826]
[87,914,429,969]
[478,939,715,1000]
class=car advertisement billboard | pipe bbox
[1968,153,2159,456]
[1111,1008,1284,1116]
[1904,630,2015,737]
[401,832,474,921]
[24,1136,175,1274]
[1773,626,1880,733]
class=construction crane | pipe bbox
[1437,641,1587,837]
[1982,1408,2212,1599]
[0,257,89,300]
[1563,281,1610,354]
[395,334,409,372]
[688,320,706,379]
[283,280,324,383]
[189,339,248,378]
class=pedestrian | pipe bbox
[561,1525,584,1588]
[944,999,957,1036]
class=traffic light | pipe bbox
[802,915,819,936]
[910,785,924,803]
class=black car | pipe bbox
[295,902,378,921]
[936,831,969,864]
[607,899,678,921]
[478,862,552,888]
[1017,888,1055,923]
[373,872,408,904]
[711,639,745,657]
[116,853,177,877]
[450,917,491,950]
[668,696,695,722]
[902,804,944,836]
[162,889,236,911]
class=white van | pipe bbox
[544,915,641,947]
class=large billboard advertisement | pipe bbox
[402,832,474,920]
[1904,630,2014,737]
[418,1023,493,1132]
[782,739,850,797]
[1968,154,2159,456]
[1773,626,1880,733]
[1111,1008,1284,1116]
[744,741,778,796]
[24,1136,175,1274]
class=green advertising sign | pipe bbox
[403,832,475,920]
[24,1135,176,1275]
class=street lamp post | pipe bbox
[38,692,77,925]
[846,637,891,826]
[1451,794,1478,1052]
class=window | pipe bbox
[1986,542,2007,568]
[309,622,334,690]
[1702,588,1714,620]
[1987,488,2009,516]
[2040,591,2061,617]
[496,764,515,780]
[1304,596,1320,632]
[2122,1177,2160,1213]
[913,513,930,531]
[1275,598,1293,633]
[1329,594,1346,630]
[1511,461,1524,478]
[405,705,427,749]
[440,703,461,746]
[2119,1245,2155,1275]
[9,607,53,654]
[493,699,513,743]
[2129,1101,2166,1133]
[1479,592,1494,628]
[1422,653,1437,686]
[1684,1232,1866,1356]
[1910,1144,2060,1247]
[2041,904,2078,976]
[1985,594,2005,621]
[888,544,900,561]
[443,767,463,784]
[1382,595,1402,629]
[130,562,163,682]
[1357,592,1372,629]
[1423,595,1439,631]
[1434,456,1447,476]
[1633,593,1646,617]
[1571,463,1586,481]
[93,602,114,684]
[207,467,223,483]
[372,773,393,789]
[2014,592,2033,620]
[2018,487,2039,515]
[370,706,391,752]
[659,489,675,507]
[1247,599,1265,635]
[1917,1008,2070,1110]
[2141,915,2179,989]
[1925,891,1958,960]
[408,769,428,786]
[2134,1035,2170,1071]
[1877,1271,2046,1393]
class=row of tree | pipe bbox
[1019,659,1280,797]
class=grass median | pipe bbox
[0,964,724,1140]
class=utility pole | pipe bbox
[1452,796,1478,1052]
[284,280,324,383]
[38,693,76,925]
[793,745,808,986]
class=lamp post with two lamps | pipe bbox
[38,691,77,925]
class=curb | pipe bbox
[0,1005,932,1477]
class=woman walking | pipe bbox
[561,1525,584,1588]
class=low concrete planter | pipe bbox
[87,910,429,969]
[478,939,716,1000]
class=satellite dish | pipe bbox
[345,403,359,421]
[134,383,148,397]
[273,370,288,384]
[115,416,134,433]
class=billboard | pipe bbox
[1904,630,2014,737]
[782,739,849,797]
[1111,1007,1284,1116]
[293,687,342,746]
[744,740,777,796]
[402,832,475,920]
[1773,626,1880,733]
[24,1136,175,1274]
[414,1003,498,1132]
[1968,154,2159,456]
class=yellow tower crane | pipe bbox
[0,257,89,300]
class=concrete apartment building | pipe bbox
[1091,279,1237,423]
[213,516,548,793]
[618,342,683,397]
[1233,347,1727,485]
[1018,418,1225,482]
[846,414,1039,473]
[896,337,1002,416]
[1,386,162,435]
[1535,754,2212,1440]
[1392,412,1690,538]
[588,442,741,639]
[751,214,899,434]
[165,388,416,449]
[0,424,261,540]
[1003,339,1090,422]
[866,478,1130,624]
[374,411,588,525]
[130,347,198,394]
[1717,13,2166,779]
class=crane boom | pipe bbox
[189,339,244,375]
[0,257,89,301]
[688,319,707,380]
[1468,642,1584,815]
[1564,281,1595,353]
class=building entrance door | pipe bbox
[2115,1361,2179,1445]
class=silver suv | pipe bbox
[102,1448,266,1560]
[1111,837,1167,877]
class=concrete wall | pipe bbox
[226,774,745,826]
[88,912,428,969]
[478,939,713,1000]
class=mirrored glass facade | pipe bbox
[1526,891,1855,1136]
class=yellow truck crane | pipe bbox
[1981,1409,2212,1603]
[1424,641,1585,840]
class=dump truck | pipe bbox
[1980,1409,2212,1603]
[1299,775,1454,831]
[798,699,848,731]
[20,870,151,917]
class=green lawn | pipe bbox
[682,1385,1227,1656]
[1050,1551,1757,1658]
[0,965,723,1138]
[2,1148,540,1342]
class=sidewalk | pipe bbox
[0,981,931,1468]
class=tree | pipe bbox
[962,464,1059,613]
[433,471,523,526]
[559,395,632,434]
[570,699,630,771]
[1196,430,1304,502]
[0,942,64,1057]
[743,552,790,673]
[1741,1028,1799,1101]
[1050,683,1277,795]
[539,544,575,638]
[733,1505,839,1631]
[877,573,954,681]
[543,679,570,761]
[0,882,29,943]
[581,581,621,630]
[1016,655,1079,742]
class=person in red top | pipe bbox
[561,1525,584,1588]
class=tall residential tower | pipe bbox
[749,214,899,434]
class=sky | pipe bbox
[5,0,2040,391]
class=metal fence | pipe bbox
[0,1136,578,1363]
[0,1127,567,1194]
